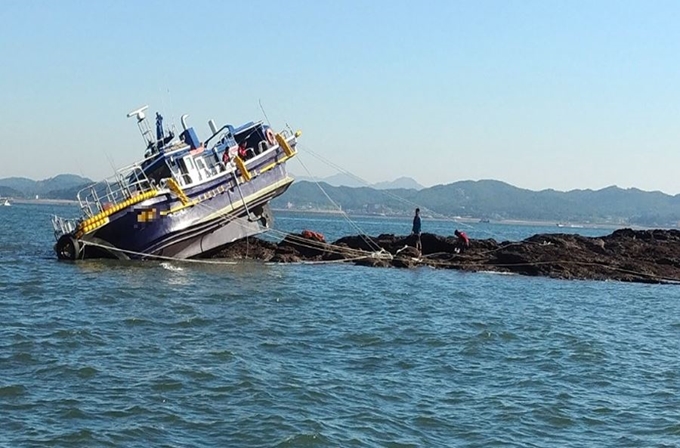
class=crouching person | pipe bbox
[454,229,470,253]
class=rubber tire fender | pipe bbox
[56,235,80,260]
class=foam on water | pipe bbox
[160,262,183,272]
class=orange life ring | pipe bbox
[265,128,276,146]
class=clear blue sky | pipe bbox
[2,1,679,193]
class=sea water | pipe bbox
[1,203,679,447]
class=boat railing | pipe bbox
[77,164,155,218]
[205,124,236,148]
[51,215,78,240]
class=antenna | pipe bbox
[166,88,177,136]
[103,149,117,174]
[259,99,272,127]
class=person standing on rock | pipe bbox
[454,229,470,252]
[412,208,422,254]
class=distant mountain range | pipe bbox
[291,173,424,190]
[271,179,680,227]
[0,174,93,199]
[4,174,679,227]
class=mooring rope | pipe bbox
[293,152,385,254]
[186,193,388,260]
[296,142,484,237]
[77,240,238,265]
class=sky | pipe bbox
[1,1,680,193]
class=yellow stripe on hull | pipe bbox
[77,189,158,237]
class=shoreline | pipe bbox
[10,199,79,205]
[272,208,638,230]
[5,202,646,231]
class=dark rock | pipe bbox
[209,238,277,261]
[270,252,302,263]
[396,246,421,258]
[280,233,327,259]
[207,229,680,284]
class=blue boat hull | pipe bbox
[52,110,301,261]
[79,163,292,260]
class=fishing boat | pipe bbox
[51,106,300,260]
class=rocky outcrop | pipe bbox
[207,229,680,284]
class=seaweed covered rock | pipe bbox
[207,228,680,284]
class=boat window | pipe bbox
[177,158,187,173]
[146,163,171,185]
[174,159,187,185]
[183,155,202,182]
[195,157,205,171]
[195,156,213,178]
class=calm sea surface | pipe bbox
[1,203,680,447]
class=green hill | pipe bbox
[0,174,93,199]
[5,173,679,226]
[273,179,680,227]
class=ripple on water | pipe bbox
[150,379,184,392]
[170,316,214,328]
[209,349,235,361]
[0,384,27,398]
[101,405,150,419]
[36,428,99,446]
[274,432,328,447]
[122,317,155,327]
[178,368,219,382]
[60,406,89,420]
[77,366,99,379]
[10,352,35,363]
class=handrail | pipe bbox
[76,164,155,217]
[204,124,236,147]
